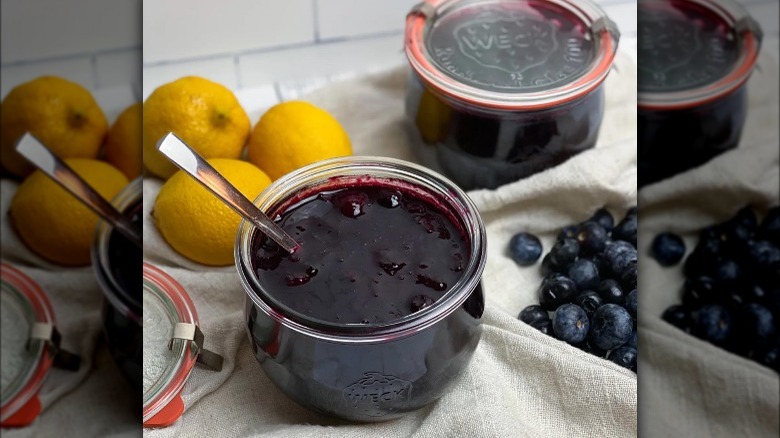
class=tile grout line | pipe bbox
[1,46,140,69]
[312,0,321,43]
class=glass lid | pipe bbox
[0,264,55,424]
[142,263,198,424]
[405,0,620,110]
[638,0,762,109]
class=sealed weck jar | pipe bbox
[404,0,620,190]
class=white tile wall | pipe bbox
[1,0,141,98]
[0,0,139,63]
[142,0,314,64]
[316,0,419,40]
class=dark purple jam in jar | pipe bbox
[251,184,468,324]
[93,179,142,391]
[404,0,619,190]
[237,157,486,421]
[637,0,762,187]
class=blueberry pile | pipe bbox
[657,206,780,373]
[513,208,639,372]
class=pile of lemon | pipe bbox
[145,76,352,266]
[1,76,141,266]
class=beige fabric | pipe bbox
[143,51,637,438]
[636,54,780,438]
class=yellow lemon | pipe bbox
[153,158,271,266]
[9,159,128,266]
[104,102,142,179]
[1,76,108,178]
[143,76,250,179]
[247,101,351,181]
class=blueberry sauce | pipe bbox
[250,181,469,325]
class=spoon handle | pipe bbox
[15,133,143,248]
[156,132,299,254]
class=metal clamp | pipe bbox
[169,323,224,371]
[592,16,620,43]
[408,1,436,20]
[27,323,81,371]
[735,16,763,44]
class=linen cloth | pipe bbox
[142,51,638,438]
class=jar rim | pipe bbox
[93,177,142,321]
[0,263,56,423]
[142,263,199,425]
[235,156,487,343]
[404,0,620,111]
[637,0,762,110]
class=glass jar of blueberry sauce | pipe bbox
[236,156,486,422]
[92,177,142,390]
[404,0,620,190]
[637,0,762,187]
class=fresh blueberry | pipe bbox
[681,276,717,309]
[694,304,733,346]
[589,304,633,350]
[508,232,543,266]
[568,259,600,291]
[625,289,637,319]
[651,232,686,266]
[548,238,580,270]
[597,279,625,304]
[538,275,578,311]
[620,264,638,291]
[573,290,603,317]
[748,240,780,272]
[552,304,590,344]
[608,346,637,371]
[557,225,578,242]
[576,221,608,255]
[587,208,615,232]
[576,339,607,357]
[540,252,557,276]
[627,329,638,348]
[602,240,638,277]
[662,305,692,333]
[612,210,637,247]
[714,259,742,286]
[519,305,550,326]
[723,206,757,243]
[531,319,554,336]
[737,303,776,344]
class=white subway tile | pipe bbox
[236,85,281,125]
[143,0,314,64]
[1,0,140,64]
[238,34,405,89]
[142,56,238,100]
[94,85,139,123]
[1,57,95,99]
[316,0,418,40]
[96,50,142,90]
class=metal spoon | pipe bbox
[15,133,143,247]
[155,132,299,254]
